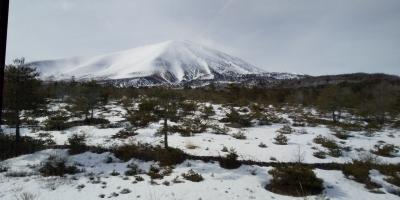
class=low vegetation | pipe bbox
[371,143,398,157]
[266,165,324,197]
[124,163,144,176]
[274,133,288,145]
[1,64,400,199]
[221,108,252,128]
[219,148,241,169]
[182,169,204,182]
[313,135,342,157]
[67,133,88,155]
[39,155,80,177]
[276,125,294,134]
[111,127,137,139]
[0,134,45,160]
[231,130,247,139]
[112,143,186,166]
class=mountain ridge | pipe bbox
[28,40,287,86]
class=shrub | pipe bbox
[266,165,323,197]
[135,175,144,182]
[376,164,400,187]
[328,148,342,157]
[104,156,113,163]
[201,105,215,119]
[313,135,339,149]
[76,184,85,190]
[0,135,45,160]
[210,124,229,135]
[313,135,342,157]
[274,133,288,145]
[258,142,267,148]
[333,130,351,140]
[232,130,247,140]
[256,114,272,125]
[182,169,204,182]
[5,171,30,177]
[171,117,208,136]
[219,148,241,169]
[292,122,306,127]
[250,106,285,125]
[181,101,197,114]
[0,163,8,173]
[342,160,380,189]
[371,143,398,157]
[113,143,152,161]
[83,118,110,126]
[67,133,88,154]
[124,163,144,176]
[111,127,137,139]
[36,132,56,146]
[162,180,170,186]
[385,174,400,188]
[120,188,131,194]
[110,170,120,176]
[39,155,80,176]
[158,148,186,166]
[126,110,158,127]
[44,112,70,131]
[240,107,250,113]
[14,192,38,200]
[313,151,326,159]
[221,108,252,127]
[112,144,186,166]
[147,165,173,179]
[277,125,293,134]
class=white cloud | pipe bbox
[6,0,400,75]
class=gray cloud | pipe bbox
[6,0,400,75]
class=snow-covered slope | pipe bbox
[29,40,265,85]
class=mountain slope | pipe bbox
[28,40,265,85]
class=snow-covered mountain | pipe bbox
[28,40,303,87]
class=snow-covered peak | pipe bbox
[29,40,264,83]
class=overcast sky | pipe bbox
[6,0,400,75]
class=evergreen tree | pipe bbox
[68,80,101,122]
[154,89,182,148]
[317,85,352,122]
[360,82,398,124]
[3,58,46,142]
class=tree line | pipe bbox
[2,59,400,145]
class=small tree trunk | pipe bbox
[378,113,385,125]
[332,111,336,122]
[91,107,94,120]
[163,117,168,149]
[15,113,21,143]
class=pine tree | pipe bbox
[154,89,182,148]
[274,133,288,145]
[317,85,352,122]
[3,58,46,142]
[68,80,101,122]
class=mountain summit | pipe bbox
[29,40,266,85]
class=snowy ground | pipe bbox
[1,101,399,199]
[1,149,399,200]
[3,102,399,164]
